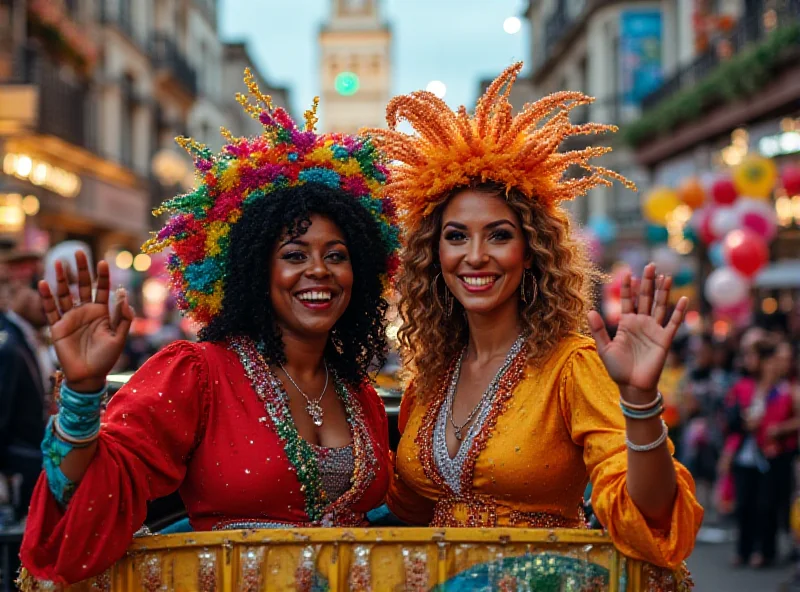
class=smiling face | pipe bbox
[269,214,353,339]
[438,189,531,316]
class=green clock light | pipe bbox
[335,71,360,96]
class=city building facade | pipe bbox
[319,0,391,134]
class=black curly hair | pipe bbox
[201,183,390,385]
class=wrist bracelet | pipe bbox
[56,381,106,442]
[53,416,100,447]
[626,420,669,452]
[620,391,663,411]
[620,403,664,420]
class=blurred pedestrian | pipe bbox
[727,337,797,568]
[0,249,48,522]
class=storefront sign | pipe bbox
[619,11,663,107]
[2,153,81,198]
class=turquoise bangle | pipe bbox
[620,403,664,420]
[57,381,106,440]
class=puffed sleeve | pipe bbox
[559,343,703,569]
[20,341,210,586]
[385,383,436,525]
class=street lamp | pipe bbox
[151,147,190,187]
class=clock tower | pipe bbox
[319,0,391,134]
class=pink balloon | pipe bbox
[782,165,800,195]
[741,211,777,241]
[734,198,778,242]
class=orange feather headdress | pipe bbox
[365,62,636,232]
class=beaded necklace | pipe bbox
[230,336,377,524]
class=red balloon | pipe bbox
[699,210,718,244]
[712,178,738,205]
[781,165,800,195]
[723,229,769,278]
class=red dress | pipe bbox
[20,340,391,585]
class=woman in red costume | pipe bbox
[18,71,400,588]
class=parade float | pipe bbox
[54,527,690,591]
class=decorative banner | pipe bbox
[619,11,663,107]
[705,267,750,308]
[642,187,680,224]
[711,177,738,205]
[723,229,769,277]
[732,155,777,198]
[678,177,706,209]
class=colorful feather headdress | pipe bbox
[143,69,400,327]
[365,62,636,232]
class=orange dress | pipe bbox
[388,334,703,570]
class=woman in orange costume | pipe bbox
[367,64,703,583]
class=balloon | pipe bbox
[723,229,769,277]
[711,178,738,205]
[734,198,778,242]
[642,187,680,224]
[708,241,726,267]
[710,207,739,237]
[674,266,695,287]
[578,229,603,263]
[781,165,800,195]
[588,216,617,244]
[696,208,718,244]
[606,264,631,299]
[705,267,750,308]
[645,224,669,244]
[683,225,699,244]
[652,246,681,277]
[733,155,777,198]
[678,178,706,209]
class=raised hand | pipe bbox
[39,251,134,392]
[587,263,688,399]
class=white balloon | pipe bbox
[43,240,93,298]
[733,197,776,219]
[710,207,740,237]
[704,267,750,308]
[651,246,681,276]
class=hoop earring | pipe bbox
[432,273,453,316]
[521,270,538,305]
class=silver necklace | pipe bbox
[448,335,525,441]
[280,361,329,427]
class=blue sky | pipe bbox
[219,0,529,124]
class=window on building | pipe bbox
[120,73,135,169]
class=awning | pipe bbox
[754,260,800,289]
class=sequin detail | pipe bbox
[433,335,525,495]
[315,443,355,502]
[229,336,376,526]
[417,337,558,527]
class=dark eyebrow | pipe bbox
[279,238,348,248]
[443,219,516,231]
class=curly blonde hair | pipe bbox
[397,183,599,397]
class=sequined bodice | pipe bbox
[313,443,355,502]
[433,336,526,495]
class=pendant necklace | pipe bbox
[280,361,329,427]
